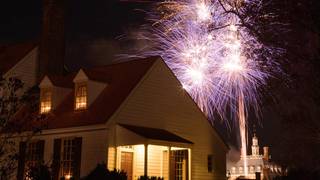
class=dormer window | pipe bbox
[40,88,52,114]
[75,83,87,110]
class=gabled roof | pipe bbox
[45,56,158,129]
[0,42,37,75]
[16,56,228,149]
[119,123,193,144]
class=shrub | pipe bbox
[25,162,51,180]
[138,175,164,180]
[84,164,126,180]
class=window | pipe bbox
[26,142,41,167]
[207,155,213,172]
[257,165,261,172]
[25,141,44,167]
[75,83,87,110]
[24,140,44,178]
[60,138,76,179]
[52,138,81,180]
[40,88,52,114]
[239,167,243,173]
[171,150,188,180]
[250,166,255,173]
[232,167,236,174]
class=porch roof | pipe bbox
[119,124,193,144]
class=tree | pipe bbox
[0,77,46,179]
[258,0,320,173]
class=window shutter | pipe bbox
[17,141,27,180]
[169,150,175,179]
[37,140,45,163]
[73,137,82,180]
[52,139,61,180]
[207,155,214,173]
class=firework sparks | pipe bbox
[130,0,282,177]
[136,0,272,119]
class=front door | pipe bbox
[170,150,188,180]
[121,152,133,180]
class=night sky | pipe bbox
[1,0,320,171]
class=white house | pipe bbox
[11,56,228,180]
[227,134,283,180]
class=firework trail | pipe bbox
[129,0,282,176]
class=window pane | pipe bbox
[75,84,87,110]
[40,89,51,114]
[60,138,76,179]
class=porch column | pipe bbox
[144,144,148,176]
[188,149,191,180]
[115,146,118,169]
[168,146,171,180]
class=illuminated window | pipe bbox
[40,88,52,114]
[232,167,236,173]
[250,166,254,172]
[239,167,243,173]
[172,150,188,180]
[60,138,76,179]
[75,83,87,110]
[257,166,261,172]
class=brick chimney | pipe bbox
[39,0,66,77]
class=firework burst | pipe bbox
[129,0,283,175]
[135,0,275,119]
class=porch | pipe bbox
[107,124,193,180]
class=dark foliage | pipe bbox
[83,164,127,180]
[0,77,46,178]
[138,175,164,180]
[258,0,320,172]
[25,162,51,180]
[273,168,320,180]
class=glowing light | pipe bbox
[131,1,282,178]
[196,2,211,22]
[187,68,204,85]
[239,93,248,176]
[135,144,145,156]
[65,174,72,180]
[223,61,243,72]
[230,24,238,31]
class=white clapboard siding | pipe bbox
[4,47,38,90]
[15,127,109,178]
[147,145,164,177]
[109,59,228,180]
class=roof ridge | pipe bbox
[82,56,160,71]
[44,56,160,78]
